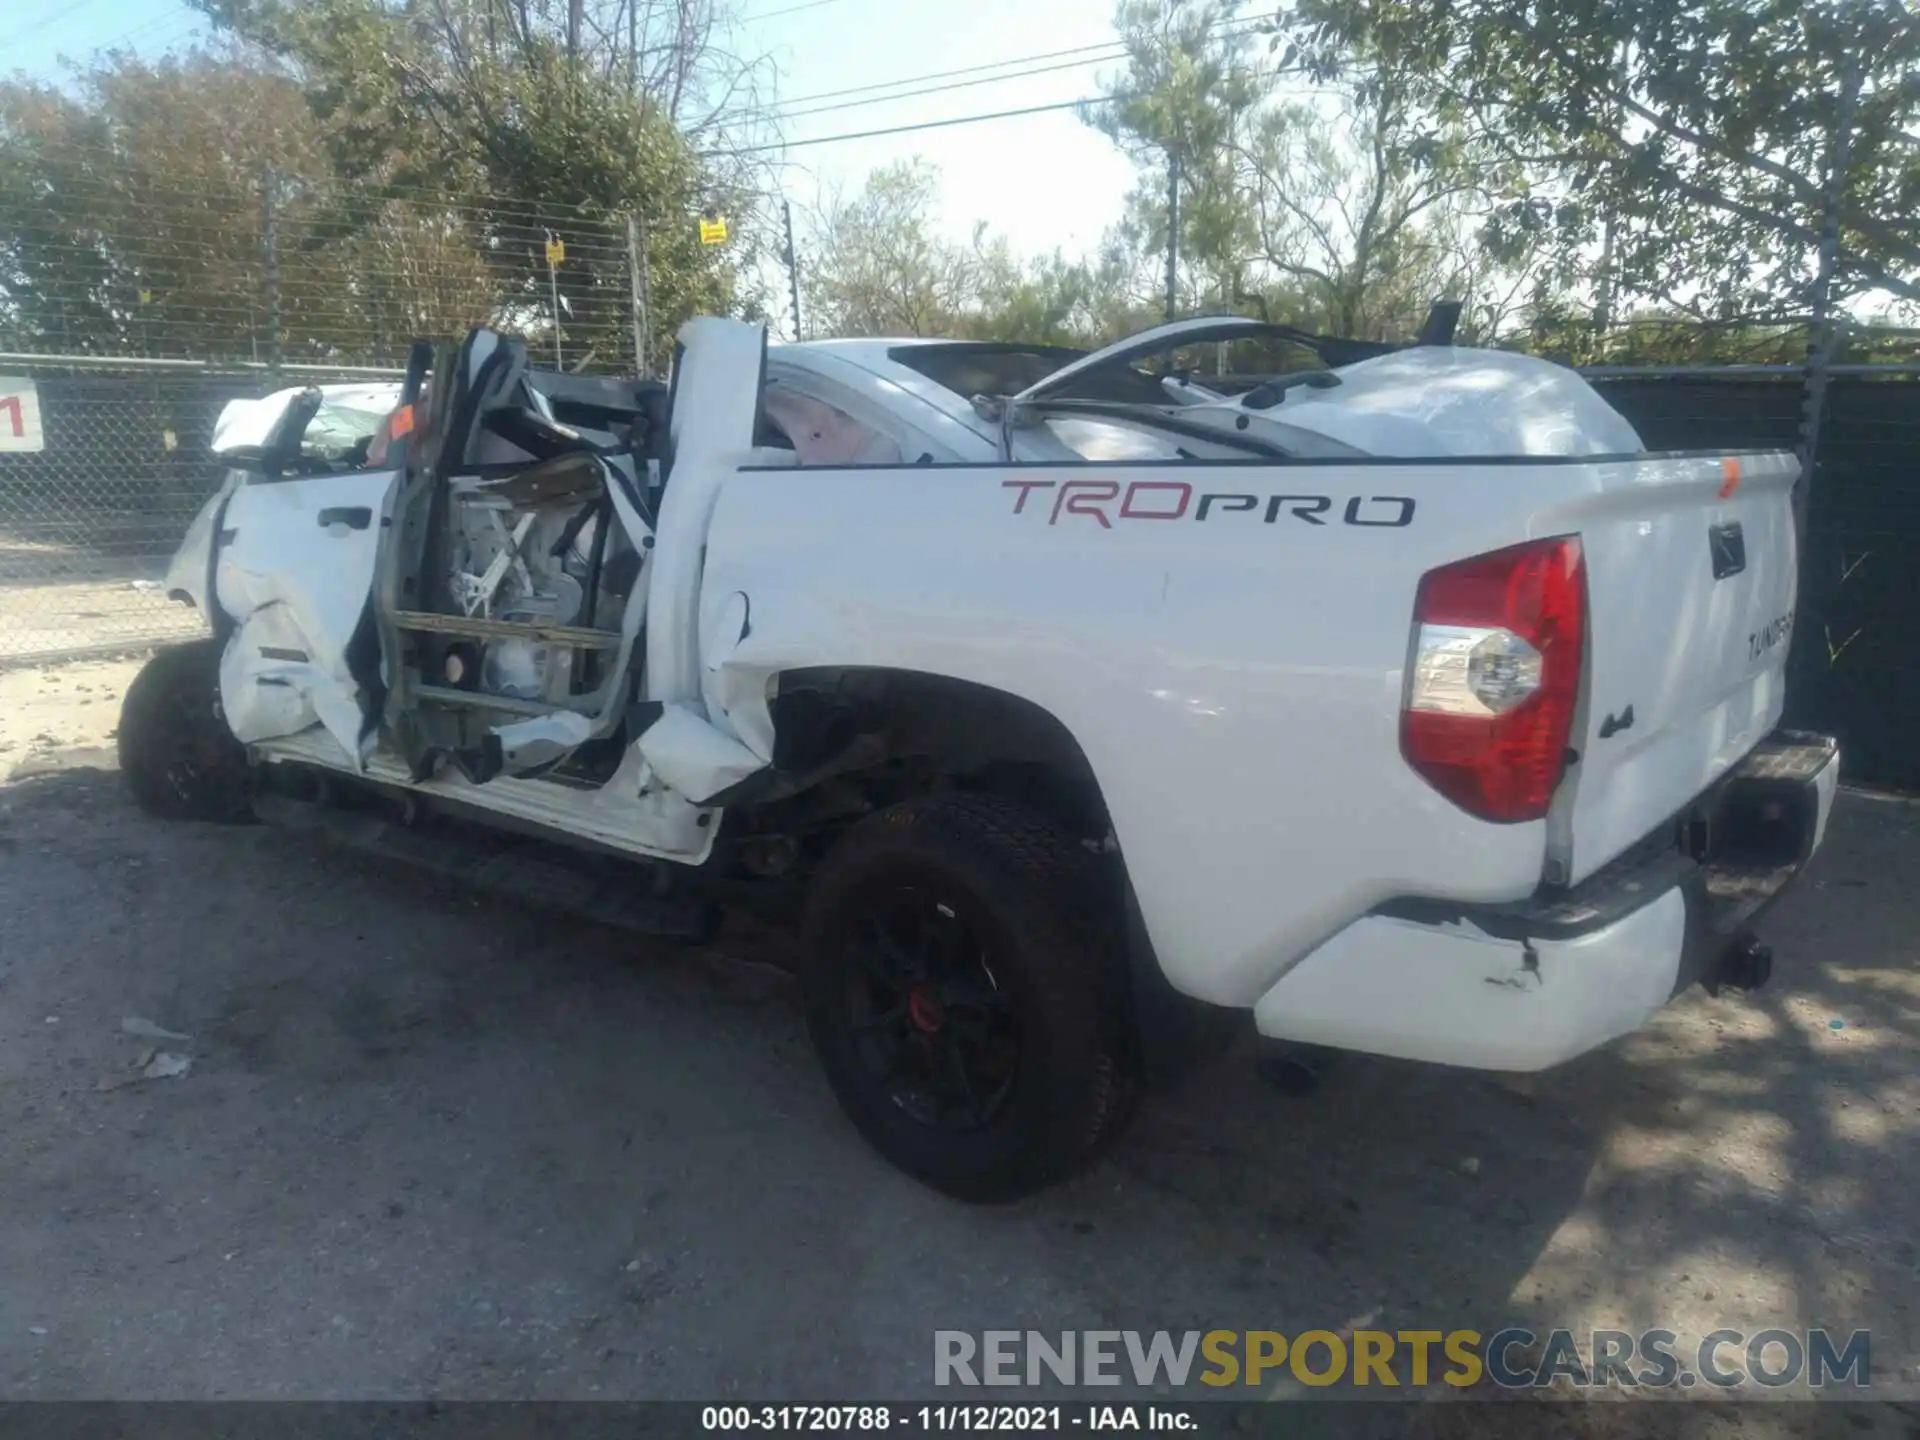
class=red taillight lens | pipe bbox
[1401,537,1586,823]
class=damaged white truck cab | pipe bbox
[129,313,1839,1201]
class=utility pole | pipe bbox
[566,0,583,57]
[1164,144,1181,325]
[626,212,653,377]
[782,199,804,342]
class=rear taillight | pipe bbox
[1401,536,1586,823]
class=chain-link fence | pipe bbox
[5,307,1918,792]
[0,358,405,662]
[5,185,683,377]
[0,171,790,664]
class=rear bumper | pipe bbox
[1252,731,1840,1072]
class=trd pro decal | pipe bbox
[1002,479,1415,529]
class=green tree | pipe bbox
[0,0,761,369]
[192,0,759,368]
[1087,0,1533,343]
[0,48,345,358]
[963,247,1104,346]
[185,0,741,372]
[1086,0,1269,322]
[800,161,978,337]
[800,160,1105,345]
[1279,0,1920,316]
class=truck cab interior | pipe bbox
[379,327,671,789]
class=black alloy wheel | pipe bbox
[841,881,1021,1133]
[803,792,1137,1202]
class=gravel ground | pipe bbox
[1,656,1917,1432]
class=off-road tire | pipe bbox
[119,641,254,823]
[802,791,1138,1202]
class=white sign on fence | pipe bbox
[0,378,45,453]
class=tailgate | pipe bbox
[1554,450,1801,885]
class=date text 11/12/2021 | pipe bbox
[701,1405,1198,1432]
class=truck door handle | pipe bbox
[318,506,372,531]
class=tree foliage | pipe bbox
[8,0,1912,366]
[1,1,765,366]
[0,49,339,357]
[195,0,759,367]
[1279,0,1920,316]
[1085,0,1537,343]
[800,161,1110,344]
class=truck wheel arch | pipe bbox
[735,665,1240,1084]
[736,666,1112,834]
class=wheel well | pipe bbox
[754,666,1111,839]
[717,666,1237,1087]
[704,666,1114,895]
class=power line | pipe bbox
[17,0,112,44]
[84,73,1163,174]
[24,7,1269,188]
[98,4,202,53]
[738,0,851,21]
[772,51,1136,122]
[736,94,1125,155]
[771,33,1133,109]
[756,13,1263,123]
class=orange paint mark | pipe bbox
[1718,456,1741,498]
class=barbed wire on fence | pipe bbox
[1,172,791,379]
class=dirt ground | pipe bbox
[2,656,1918,1431]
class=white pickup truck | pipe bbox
[126,315,1839,1200]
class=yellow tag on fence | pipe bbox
[699,215,728,245]
[545,237,566,266]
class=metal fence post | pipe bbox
[626,212,654,377]
[782,199,804,342]
[261,164,282,384]
[1797,60,1861,544]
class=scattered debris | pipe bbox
[96,1050,194,1092]
[143,1052,192,1080]
[121,1016,191,1043]
[1457,1156,1482,1177]
[27,1327,46,1337]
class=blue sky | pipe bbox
[8,0,1143,255]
